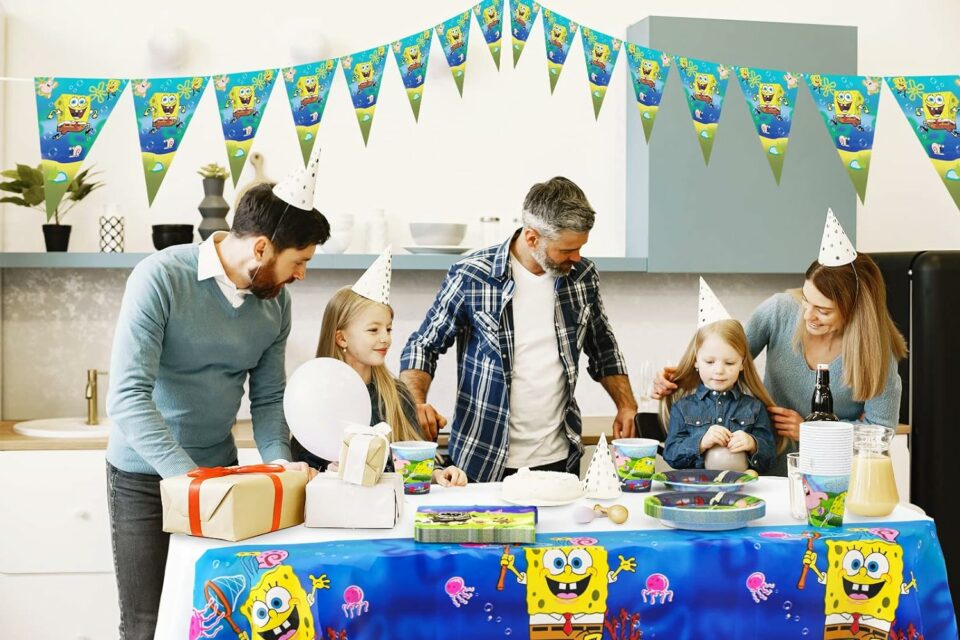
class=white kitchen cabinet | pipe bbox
[0,447,261,638]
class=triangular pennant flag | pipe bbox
[818,208,857,267]
[582,432,621,500]
[341,46,388,146]
[541,8,578,93]
[352,246,393,305]
[625,44,672,141]
[272,144,321,212]
[677,57,732,164]
[34,77,128,220]
[508,0,540,67]
[885,75,960,210]
[391,30,434,122]
[474,0,504,70]
[132,76,207,205]
[805,74,883,203]
[281,59,338,166]
[436,11,473,97]
[580,26,622,119]
[698,277,732,328]
[735,67,803,184]
[213,69,277,186]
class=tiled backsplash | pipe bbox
[1,268,797,420]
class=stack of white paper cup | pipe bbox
[799,421,853,475]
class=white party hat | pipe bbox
[582,432,621,499]
[818,208,857,267]
[352,246,392,305]
[698,277,732,328]
[272,145,321,211]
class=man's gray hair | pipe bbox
[521,176,595,239]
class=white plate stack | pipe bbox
[799,421,853,475]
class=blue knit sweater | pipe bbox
[745,292,902,475]
[106,245,292,477]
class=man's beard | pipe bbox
[247,258,293,300]
[531,242,574,277]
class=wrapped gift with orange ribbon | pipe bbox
[160,464,308,541]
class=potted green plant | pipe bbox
[0,163,104,251]
[197,162,231,240]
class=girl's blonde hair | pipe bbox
[660,319,787,454]
[791,254,908,402]
[316,287,421,443]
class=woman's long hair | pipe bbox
[660,319,786,453]
[316,287,421,443]
[792,254,908,401]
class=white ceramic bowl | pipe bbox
[319,230,352,254]
[409,222,467,246]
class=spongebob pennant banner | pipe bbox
[437,12,472,97]
[391,31,433,122]
[34,77,128,219]
[132,76,207,205]
[735,67,803,183]
[886,75,960,210]
[677,57,731,163]
[281,60,338,166]
[474,0,504,70]
[806,74,882,203]
[341,46,388,146]
[580,27,622,119]
[625,44,672,142]
[508,0,540,67]
[190,520,956,639]
[541,8,578,93]
[213,69,277,186]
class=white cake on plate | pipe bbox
[502,467,584,503]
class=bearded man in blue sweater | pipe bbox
[105,171,329,640]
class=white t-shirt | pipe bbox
[506,253,569,468]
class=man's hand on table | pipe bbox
[612,406,638,439]
[274,460,319,481]
[415,403,447,441]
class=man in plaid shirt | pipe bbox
[400,177,637,483]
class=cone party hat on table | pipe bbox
[582,432,621,499]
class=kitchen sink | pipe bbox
[13,417,112,439]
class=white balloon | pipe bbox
[284,358,371,461]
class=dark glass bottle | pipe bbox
[805,363,840,422]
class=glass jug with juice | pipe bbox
[847,424,899,517]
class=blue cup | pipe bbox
[611,438,659,492]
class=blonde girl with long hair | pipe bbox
[654,215,906,476]
[661,319,782,473]
[291,286,467,486]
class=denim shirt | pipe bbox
[664,383,776,473]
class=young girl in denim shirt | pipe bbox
[661,318,781,473]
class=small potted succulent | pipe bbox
[0,163,103,251]
[197,162,231,240]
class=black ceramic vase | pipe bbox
[198,177,230,240]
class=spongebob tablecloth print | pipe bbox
[191,520,956,640]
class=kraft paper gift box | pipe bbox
[305,471,403,529]
[338,422,392,487]
[160,464,308,542]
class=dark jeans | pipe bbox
[106,462,168,640]
[502,458,568,478]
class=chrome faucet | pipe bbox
[85,369,108,425]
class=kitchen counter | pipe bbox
[0,417,638,451]
[0,419,912,452]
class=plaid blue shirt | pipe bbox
[400,234,629,482]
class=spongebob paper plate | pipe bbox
[652,469,758,493]
[644,491,765,531]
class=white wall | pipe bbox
[1,0,959,254]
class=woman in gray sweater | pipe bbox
[655,254,907,475]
